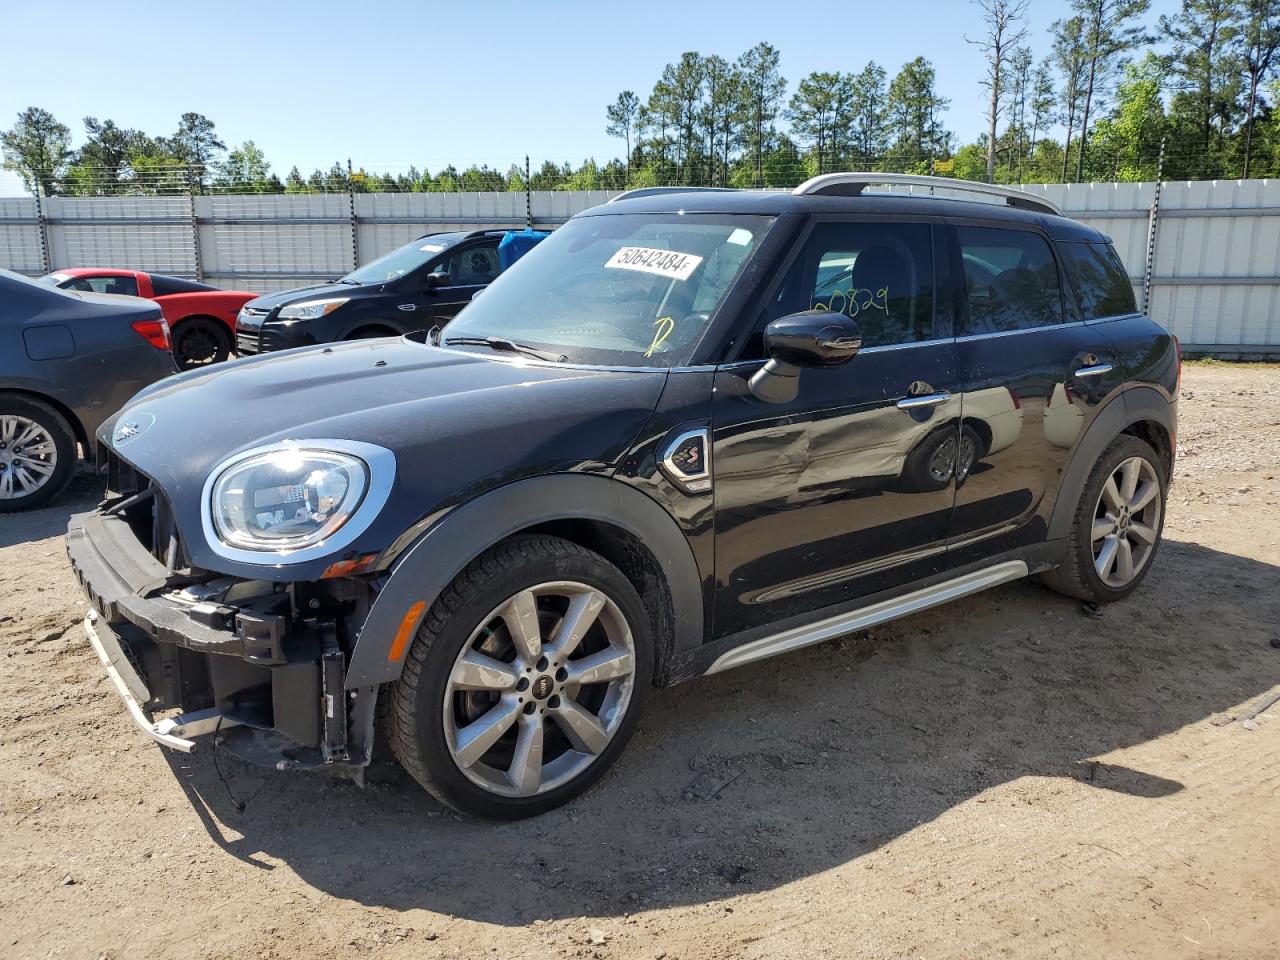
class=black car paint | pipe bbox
[70,190,1178,773]
[96,338,668,581]
[234,231,507,354]
[0,270,176,446]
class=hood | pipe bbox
[244,281,375,312]
[99,338,667,578]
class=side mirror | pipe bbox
[425,270,451,290]
[748,310,861,403]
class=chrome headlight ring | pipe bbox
[201,438,396,565]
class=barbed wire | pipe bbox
[5,143,1276,197]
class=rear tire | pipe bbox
[1041,434,1167,603]
[171,316,231,370]
[0,395,77,512]
[387,536,652,819]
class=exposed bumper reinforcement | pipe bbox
[83,609,240,753]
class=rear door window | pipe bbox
[438,241,501,286]
[957,226,1064,335]
[1060,241,1138,320]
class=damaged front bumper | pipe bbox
[67,509,378,776]
[82,608,238,752]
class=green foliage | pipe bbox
[1,107,72,194]
[787,71,855,174]
[885,57,953,161]
[216,141,276,193]
[1087,53,1168,179]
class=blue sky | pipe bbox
[0,0,1181,195]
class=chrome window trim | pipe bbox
[200,438,396,566]
[714,335,956,370]
[955,319,1086,343]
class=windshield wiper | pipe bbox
[444,336,567,363]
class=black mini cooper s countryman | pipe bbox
[67,174,1179,818]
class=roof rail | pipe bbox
[608,186,740,203]
[792,172,1064,217]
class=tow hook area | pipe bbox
[83,609,241,753]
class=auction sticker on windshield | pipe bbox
[605,246,703,282]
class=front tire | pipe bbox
[0,395,77,512]
[1042,434,1168,602]
[387,536,652,819]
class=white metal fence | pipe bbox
[2,182,1278,356]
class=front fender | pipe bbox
[346,473,704,689]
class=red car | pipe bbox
[39,269,257,370]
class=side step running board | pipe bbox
[705,560,1030,675]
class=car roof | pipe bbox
[586,189,1106,242]
[55,267,141,277]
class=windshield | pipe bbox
[343,233,465,285]
[443,213,771,367]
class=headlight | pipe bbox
[202,440,395,562]
[277,298,349,321]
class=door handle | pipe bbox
[1074,363,1113,378]
[896,390,952,410]
[396,303,417,312]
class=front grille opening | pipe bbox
[100,446,192,573]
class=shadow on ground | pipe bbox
[0,470,100,551]
[154,538,1278,926]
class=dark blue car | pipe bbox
[1,269,175,511]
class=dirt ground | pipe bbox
[2,362,1278,960]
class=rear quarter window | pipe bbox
[150,275,215,295]
[1060,241,1138,320]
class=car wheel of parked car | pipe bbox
[387,535,652,819]
[172,317,230,370]
[903,425,977,492]
[0,395,77,513]
[1042,434,1167,603]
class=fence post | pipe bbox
[525,155,532,230]
[347,158,360,270]
[187,164,204,282]
[1142,137,1166,315]
[32,181,50,274]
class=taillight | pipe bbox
[131,317,171,351]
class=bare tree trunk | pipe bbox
[1244,74,1259,179]
[1075,55,1098,181]
[747,95,757,188]
[1061,105,1075,182]
[987,61,1000,182]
